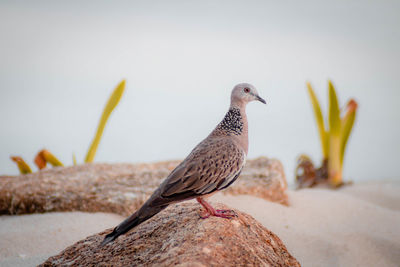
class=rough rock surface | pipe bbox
[40,202,300,267]
[0,157,287,216]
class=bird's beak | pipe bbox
[256,95,266,104]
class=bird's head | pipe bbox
[230,83,266,108]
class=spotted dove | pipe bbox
[101,83,266,246]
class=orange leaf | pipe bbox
[34,150,47,169]
[34,149,63,169]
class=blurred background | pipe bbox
[0,0,399,185]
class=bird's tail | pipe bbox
[100,204,168,247]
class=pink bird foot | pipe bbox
[197,197,237,219]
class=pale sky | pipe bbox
[1,0,399,184]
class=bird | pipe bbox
[101,83,266,246]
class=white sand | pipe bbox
[1,181,399,266]
[0,212,124,266]
[213,181,400,267]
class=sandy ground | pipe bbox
[0,181,399,267]
[213,181,400,267]
[0,212,124,266]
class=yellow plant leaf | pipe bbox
[328,81,341,135]
[328,134,343,187]
[43,150,63,167]
[10,156,32,174]
[85,80,126,163]
[307,82,328,158]
[328,81,343,187]
[340,99,357,164]
[35,149,64,169]
[72,153,77,165]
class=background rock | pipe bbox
[40,202,300,267]
[225,157,287,204]
[0,157,288,216]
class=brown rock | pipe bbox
[0,157,287,216]
[224,157,288,205]
[40,202,300,267]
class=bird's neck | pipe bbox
[212,105,249,154]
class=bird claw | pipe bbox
[198,209,237,219]
[215,209,237,219]
[199,209,211,219]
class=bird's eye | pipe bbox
[244,87,250,93]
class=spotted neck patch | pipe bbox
[216,108,243,136]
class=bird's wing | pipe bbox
[149,137,245,207]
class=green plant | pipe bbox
[296,81,358,188]
[9,80,126,174]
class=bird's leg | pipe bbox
[196,197,236,219]
[196,197,214,219]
